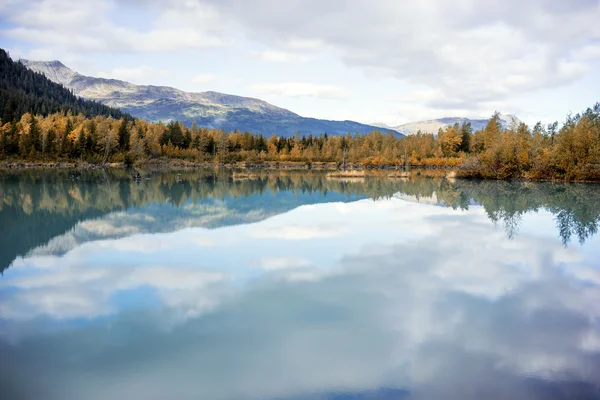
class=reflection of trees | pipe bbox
[0,169,381,273]
[449,181,600,245]
[545,187,600,245]
[2,169,600,273]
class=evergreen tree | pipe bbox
[61,118,73,156]
[45,128,57,157]
[30,114,41,153]
[161,121,184,148]
[0,48,129,122]
[19,114,41,157]
[118,119,130,151]
[86,120,97,154]
[183,128,192,149]
[459,122,472,153]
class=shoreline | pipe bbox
[0,160,450,171]
[1,160,599,183]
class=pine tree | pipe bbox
[45,128,57,157]
[61,118,73,156]
[459,122,472,153]
[0,49,128,121]
[118,119,130,151]
[30,114,41,153]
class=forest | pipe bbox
[1,104,600,181]
[0,49,127,122]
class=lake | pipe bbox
[1,169,600,400]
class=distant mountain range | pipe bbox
[20,58,522,138]
[19,59,401,138]
[378,114,522,136]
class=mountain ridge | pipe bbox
[20,59,402,137]
[19,58,522,138]
[388,114,522,135]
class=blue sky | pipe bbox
[1,0,600,125]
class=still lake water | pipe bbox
[1,169,600,400]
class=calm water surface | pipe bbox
[1,169,600,400]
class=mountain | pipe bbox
[0,49,128,122]
[391,115,521,135]
[19,59,402,137]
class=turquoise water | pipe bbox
[1,169,600,400]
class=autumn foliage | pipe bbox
[1,103,600,181]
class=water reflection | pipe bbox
[1,169,600,400]
[2,170,600,274]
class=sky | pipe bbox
[1,0,600,126]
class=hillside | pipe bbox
[20,59,402,137]
[391,115,521,135]
[0,49,128,122]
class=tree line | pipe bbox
[1,103,600,181]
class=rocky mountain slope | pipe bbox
[20,59,401,137]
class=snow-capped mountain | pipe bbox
[19,59,402,137]
[391,115,522,136]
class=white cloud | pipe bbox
[98,66,168,84]
[192,236,216,246]
[577,44,600,61]
[16,47,54,60]
[200,0,600,110]
[254,50,310,63]
[126,27,226,51]
[114,267,224,291]
[1,0,229,53]
[191,73,218,84]
[0,263,226,321]
[252,224,344,239]
[251,257,311,270]
[248,82,351,99]
[283,37,324,51]
[4,0,600,119]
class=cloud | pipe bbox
[1,0,229,53]
[248,82,351,99]
[97,66,168,84]
[4,0,600,116]
[192,236,216,246]
[252,224,344,239]
[191,73,218,84]
[10,47,54,61]
[199,0,600,110]
[251,257,311,270]
[253,50,310,63]
[0,263,226,321]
